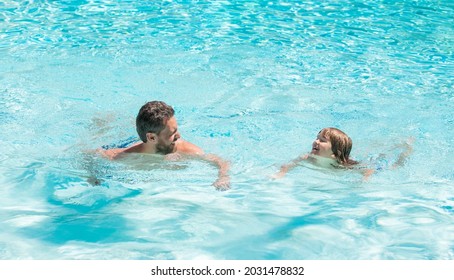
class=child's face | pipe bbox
[311,133,334,159]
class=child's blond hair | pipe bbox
[319,127,358,166]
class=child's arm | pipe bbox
[272,155,308,179]
[392,137,414,169]
[361,137,413,181]
[362,168,375,181]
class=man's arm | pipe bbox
[177,140,230,190]
[202,154,231,191]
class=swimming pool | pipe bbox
[1,0,453,260]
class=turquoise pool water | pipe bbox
[1,0,453,259]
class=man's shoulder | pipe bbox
[98,148,127,160]
[177,139,204,155]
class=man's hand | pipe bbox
[213,175,231,191]
[202,154,231,191]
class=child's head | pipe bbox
[312,127,355,165]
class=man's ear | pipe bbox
[146,132,157,143]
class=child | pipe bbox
[273,127,412,180]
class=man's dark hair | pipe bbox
[136,101,175,142]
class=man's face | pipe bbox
[156,116,181,154]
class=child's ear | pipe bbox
[146,132,157,143]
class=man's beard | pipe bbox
[156,141,175,154]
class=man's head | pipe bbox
[136,101,180,154]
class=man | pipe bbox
[100,101,230,190]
